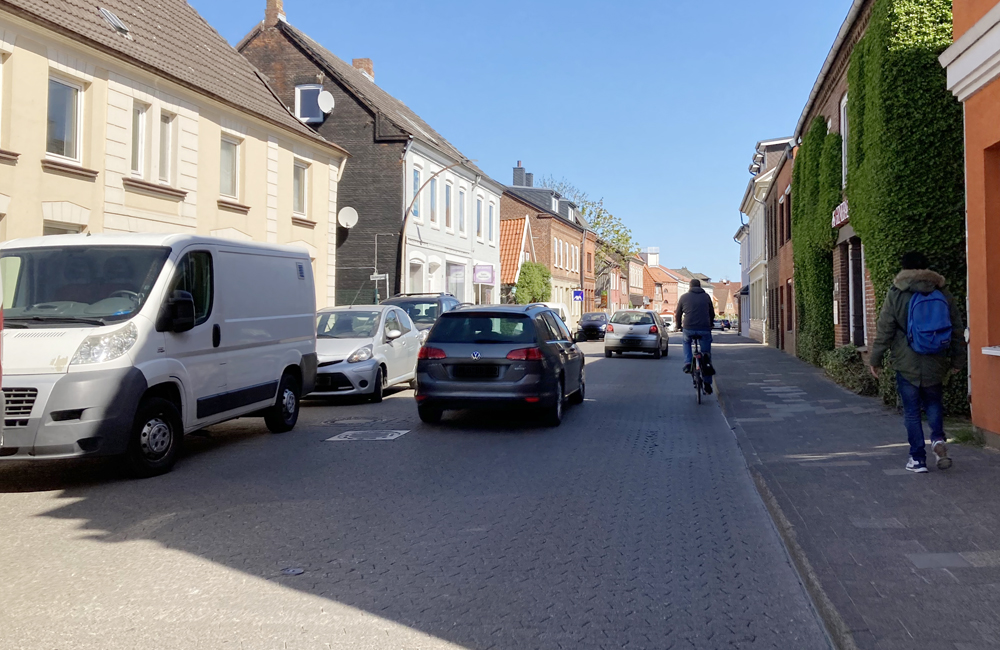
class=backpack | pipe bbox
[907,290,952,355]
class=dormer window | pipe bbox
[295,84,324,124]
[551,197,558,211]
[568,207,574,222]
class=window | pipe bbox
[220,137,240,198]
[430,178,438,224]
[446,262,465,298]
[476,199,483,238]
[395,309,412,334]
[159,113,173,184]
[47,78,81,161]
[840,94,849,187]
[295,84,324,124]
[488,204,494,242]
[131,102,147,176]
[587,252,593,273]
[384,310,401,336]
[458,190,466,234]
[293,161,309,216]
[554,238,560,267]
[412,169,421,218]
[170,251,213,326]
[445,184,452,229]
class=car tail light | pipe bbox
[506,347,545,361]
[418,346,447,360]
[606,324,614,333]
[649,325,659,334]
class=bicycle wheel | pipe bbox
[696,374,703,404]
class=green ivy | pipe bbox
[514,261,552,304]
[791,119,841,366]
[822,345,879,396]
[846,0,967,415]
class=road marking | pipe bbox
[325,430,410,441]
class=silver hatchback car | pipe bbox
[604,310,669,358]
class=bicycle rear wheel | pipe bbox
[696,374,703,404]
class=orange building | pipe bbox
[941,0,1000,444]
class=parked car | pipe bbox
[313,305,422,402]
[604,310,669,358]
[0,234,317,477]
[713,319,725,331]
[722,319,732,331]
[575,312,609,341]
[414,304,585,426]
[381,292,461,342]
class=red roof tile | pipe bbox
[500,217,527,284]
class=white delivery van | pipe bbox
[0,234,317,476]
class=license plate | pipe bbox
[452,365,501,379]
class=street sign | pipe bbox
[370,273,387,281]
[573,290,584,302]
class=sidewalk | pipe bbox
[714,335,1000,650]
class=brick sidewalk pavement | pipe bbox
[715,335,1000,650]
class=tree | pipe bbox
[514,262,552,304]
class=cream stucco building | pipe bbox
[0,0,348,306]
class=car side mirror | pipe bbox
[156,290,196,333]
[386,328,402,341]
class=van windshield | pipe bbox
[0,246,170,327]
[428,313,535,344]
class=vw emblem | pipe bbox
[471,351,482,361]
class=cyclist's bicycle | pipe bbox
[690,335,705,404]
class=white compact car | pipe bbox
[312,305,422,402]
[0,233,317,477]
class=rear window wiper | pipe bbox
[8,316,108,326]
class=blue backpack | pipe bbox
[907,290,952,355]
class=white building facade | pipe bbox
[740,167,773,344]
[404,142,502,304]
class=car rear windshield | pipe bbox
[611,312,654,325]
[386,299,439,327]
[428,313,535,344]
[582,313,607,321]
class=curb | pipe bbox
[717,379,858,650]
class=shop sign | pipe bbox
[473,265,495,285]
[832,200,850,228]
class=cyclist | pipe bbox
[674,278,716,394]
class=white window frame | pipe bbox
[458,189,467,235]
[429,177,438,225]
[295,84,324,124]
[488,203,495,244]
[293,159,310,217]
[445,183,453,232]
[220,135,241,199]
[158,111,174,185]
[46,76,84,164]
[131,101,148,178]
[476,198,483,240]
[412,168,422,222]
[840,93,849,188]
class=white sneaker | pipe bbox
[906,458,929,474]
[932,440,952,470]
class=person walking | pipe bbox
[870,252,966,473]
[675,278,716,394]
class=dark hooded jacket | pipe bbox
[870,269,966,387]
[675,287,715,331]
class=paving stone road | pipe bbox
[0,338,831,650]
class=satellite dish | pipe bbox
[317,91,335,114]
[337,206,359,229]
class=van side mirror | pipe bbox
[156,290,196,333]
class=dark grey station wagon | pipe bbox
[414,305,585,426]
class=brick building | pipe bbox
[239,0,502,305]
[583,231,598,313]
[763,143,797,354]
[500,163,586,327]
[941,0,1000,445]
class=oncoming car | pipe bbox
[414,304,585,426]
[604,310,669,358]
[575,312,609,341]
[313,305,422,402]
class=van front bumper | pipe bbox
[1,367,147,460]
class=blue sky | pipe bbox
[193,0,854,283]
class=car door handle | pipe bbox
[213,324,221,348]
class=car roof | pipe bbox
[319,305,395,313]
[445,304,550,315]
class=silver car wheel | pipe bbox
[140,417,172,460]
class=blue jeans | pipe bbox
[896,373,945,462]
[683,330,713,386]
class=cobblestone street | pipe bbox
[0,338,830,650]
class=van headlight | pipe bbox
[347,345,373,364]
[71,323,139,365]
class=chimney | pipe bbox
[513,161,525,186]
[352,58,374,82]
[525,172,533,187]
[265,0,285,27]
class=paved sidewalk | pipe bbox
[715,335,1000,650]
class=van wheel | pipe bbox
[370,368,385,403]
[123,397,182,478]
[418,403,442,424]
[544,378,565,427]
[265,372,300,433]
